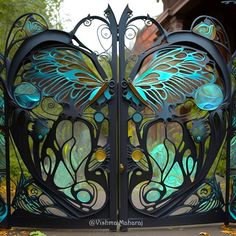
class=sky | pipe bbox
[61,0,164,31]
[60,0,164,52]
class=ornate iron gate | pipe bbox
[0,6,235,231]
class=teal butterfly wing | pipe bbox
[21,46,107,111]
[129,46,219,112]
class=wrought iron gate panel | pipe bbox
[0,8,118,229]
[0,6,234,230]
[118,8,232,230]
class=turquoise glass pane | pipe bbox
[14,82,41,109]
[94,112,104,123]
[132,112,142,123]
[77,190,91,203]
[194,84,223,110]
[146,190,160,202]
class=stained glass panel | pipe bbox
[125,41,228,219]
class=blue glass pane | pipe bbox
[14,82,41,109]
[132,112,143,123]
[94,112,104,123]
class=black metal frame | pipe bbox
[0,5,234,231]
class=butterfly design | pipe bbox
[21,46,109,112]
[0,10,232,223]
[128,46,218,113]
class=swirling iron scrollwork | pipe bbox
[71,10,114,71]
[97,24,112,50]
[0,6,117,226]
[119,8,231,223]
[122,11,168,87]
[4,14,48,59]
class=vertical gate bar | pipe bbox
[106,6,118,231]
[118,6,131,232]
[110,17,118,231]
[108,77,118,231]
[118,53,129,232]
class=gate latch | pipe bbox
[119,163,125,174]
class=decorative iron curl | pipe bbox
[125,24,139,40]
[144,15,153,27]
[83,16,93,27]
[4,13,48,58]
[97,24,112,54]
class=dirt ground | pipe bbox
[1,224,236,236]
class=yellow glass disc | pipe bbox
[132,149,144,162]
[94,148,106,162]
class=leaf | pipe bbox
[30,231,47,236]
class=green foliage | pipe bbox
[30,231,47,236]
[0,0,63,52]
[0,0,63,182]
